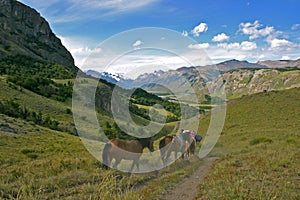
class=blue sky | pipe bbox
[19,0,300,74]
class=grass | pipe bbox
[133,103,177,117]
[0,115,146,199]
[1,70,299,199]
[249,136,273,145]
[196,88,300,199]
[0,113,203,199]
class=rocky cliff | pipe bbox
[0,0,77,71]
[210,68,300,99]
[257,59,300,68]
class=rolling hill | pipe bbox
[196,87,300,199]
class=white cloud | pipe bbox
[239,20,274,39]
[71,47,102,54]
[281,56,290,60]
[270,38,290,48]
[19,0,159,23]
[182,30,188,37]
[191,23,208,37]
[212,33,230,42]
[240,41,257,51]
[132,40,143,47]
[291,24,300,30]
[59,35,102,66]
[105,54,192,79]
[188,43,210,49]
[268,38,299,50]
[217,41,257,51]
[258,54,265,60]
[217,42,240,50]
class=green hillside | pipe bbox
[197,88,300,199]
[0,54,187,138]
[1,86,299,199]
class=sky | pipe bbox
[18,0,300,76]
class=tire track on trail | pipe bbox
[160,157,218,200]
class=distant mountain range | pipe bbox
[86,58,300,100]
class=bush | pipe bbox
[21,148,36,154]
[250,137,273,145]
[26,153,38,159]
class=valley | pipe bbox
[0,0,299,199]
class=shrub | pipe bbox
[21,148,35,154]
[250,137,273,145]
[26,153,38,159]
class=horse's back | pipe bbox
[109,138,143,154]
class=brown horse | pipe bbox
[159,134,189,165]
[102,137,154,172]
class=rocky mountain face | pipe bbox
[210,68,300,99]
[257,58,300,68]
[0,0,77,71]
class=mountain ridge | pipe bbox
[0,0,77,71]
[88,58,300,100]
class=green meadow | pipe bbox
[0,65,299,199]
[197,88,300,199]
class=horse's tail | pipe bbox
[102,143,112,169]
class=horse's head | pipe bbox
[138,137,154,152]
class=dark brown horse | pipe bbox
[102,137,154,172]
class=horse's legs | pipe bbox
[160,148,166,165]
[107,156,112,167]
[136,160,140,171]
[113,158,121,169]
[130,159,138,173]
[165,147,172,164]
[186,141,190,158]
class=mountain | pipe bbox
[210,68,300,99]
[94,59,300,101]
[213,59,266,71]
[257,58,300,68]
[86,70,125,85]
[0,0,77,71]
[96,59,267,89]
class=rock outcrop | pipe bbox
[0,0,77,71]
[210,68,300,99]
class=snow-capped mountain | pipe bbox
[85,70,125,85]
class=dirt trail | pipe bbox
[160,157,218,200]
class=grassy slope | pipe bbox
[0,74,179,199]
[1,69,299,199]
[0,76,73,122]
[0,115,146,199]
[197,88,300,199]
